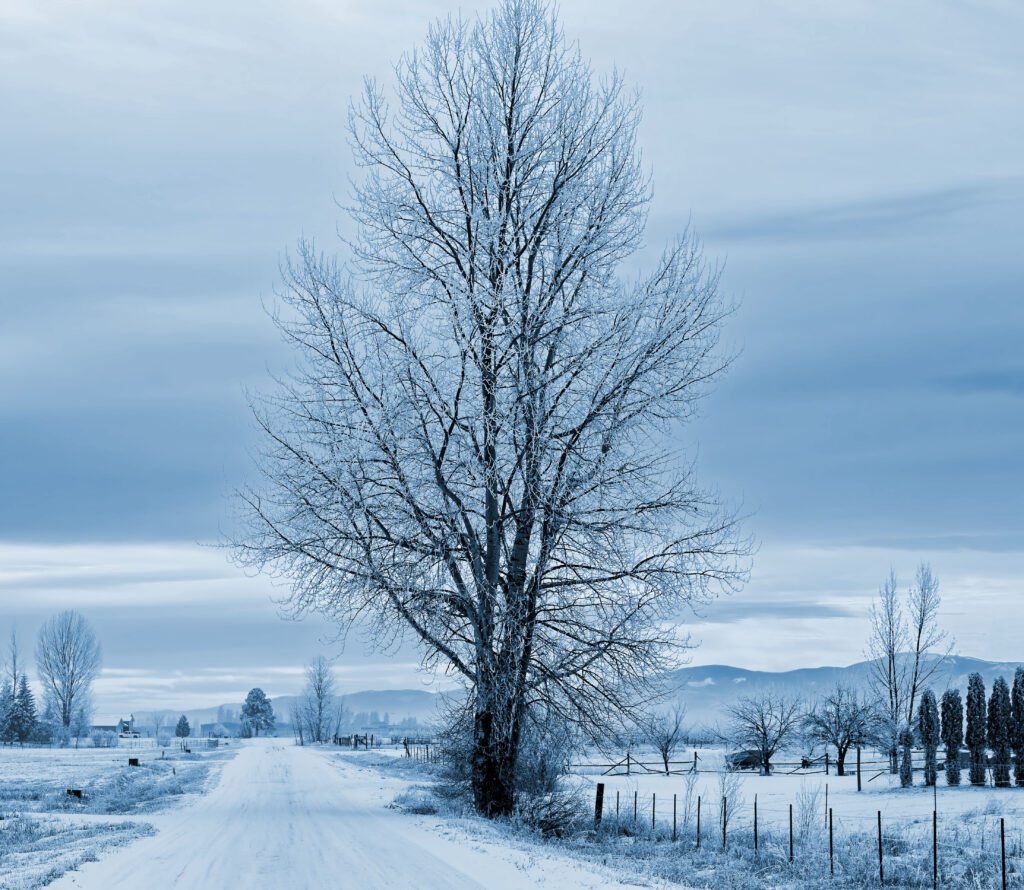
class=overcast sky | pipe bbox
[1,0,1022,720]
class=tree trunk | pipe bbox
[471,708,517,817]
[836,746,847,776]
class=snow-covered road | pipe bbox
[50,739,645,890]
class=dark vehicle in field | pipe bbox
[726,749,762,771]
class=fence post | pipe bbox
[1001,817,1007,890]
[857,746,862,792]
[616,790,620,820]
[722,796,727,849]
[696,795,701,849]
[633,790,638,826]
[789,803,794,863]
[673,793,677,841]
[877,810,884,885]
[932,808,937,890]
[754,794,758,854]
[829,807,834,876]
[652,793,656,831]
[694,750,698,773]
[825,783,829,829]
[826,751,830,775]
[626,751,631,776]
[594,782,604,830]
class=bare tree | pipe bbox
[7,627,21,691]
[35,610,102,729]
[904,563,952,724]
[300,656,338,744]
[866,569,907,771]
[234,0,746,816]
[642,703,687,775]
[724,693,803,775]
[803,684,875,775]
[866,565,952,771]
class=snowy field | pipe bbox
[0,742,235,889]
[44,739,654,889]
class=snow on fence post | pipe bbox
[594,782,604,830]
[877,811,884,885]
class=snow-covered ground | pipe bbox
[0,742,235,889]
[45,739,658,889]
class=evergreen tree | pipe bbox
[940,688,963,786]
[241,688,275,737]
[175,715,190,739]
[918,688,939,786]
[11,675,38,745]
[899,723,914,787]
[0,680,14,745]
[1012,667,1024,788]
[966,672,987,786]
[988,676,1012,787]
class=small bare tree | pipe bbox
[803,684,875,775]
[35,610,102,730]
[642,703,687,775]
[724,693,803,775]
[234,0,746,817]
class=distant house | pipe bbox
[117,715,140,738]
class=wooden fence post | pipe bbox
[616,790,620,820]
[826,751,830,775]
[722,796,727,849]
[594,782,604,830]
[789,803,794,863]
[696,795,701,849]
[1001,817,1007,890]
[754,794,758,854]
[633,790,638,826]
[829,807,834,876]
[932,808,937,890]
[857,746,862,792]
[673,793,677,841]
[825,783,829,829]
[652,793,656,831]
[626,751,631,776]
[694,750,698,773]
[877,811,884,885]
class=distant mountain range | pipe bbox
[663,655,1024,728]
[130,655,1024,735]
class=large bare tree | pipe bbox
[724,693,803,776]
[299,656,342,744]
[235,0,745,816]
[35,610,102,729]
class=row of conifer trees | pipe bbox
[903,667,1024,787]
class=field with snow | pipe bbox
[0,742,235,889]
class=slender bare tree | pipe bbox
[35,610,102,729]
[904,563,952,724]
[7,627,21,691]
[234,0,746,816]
[300,656,339,744]
[866,569,907,770]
